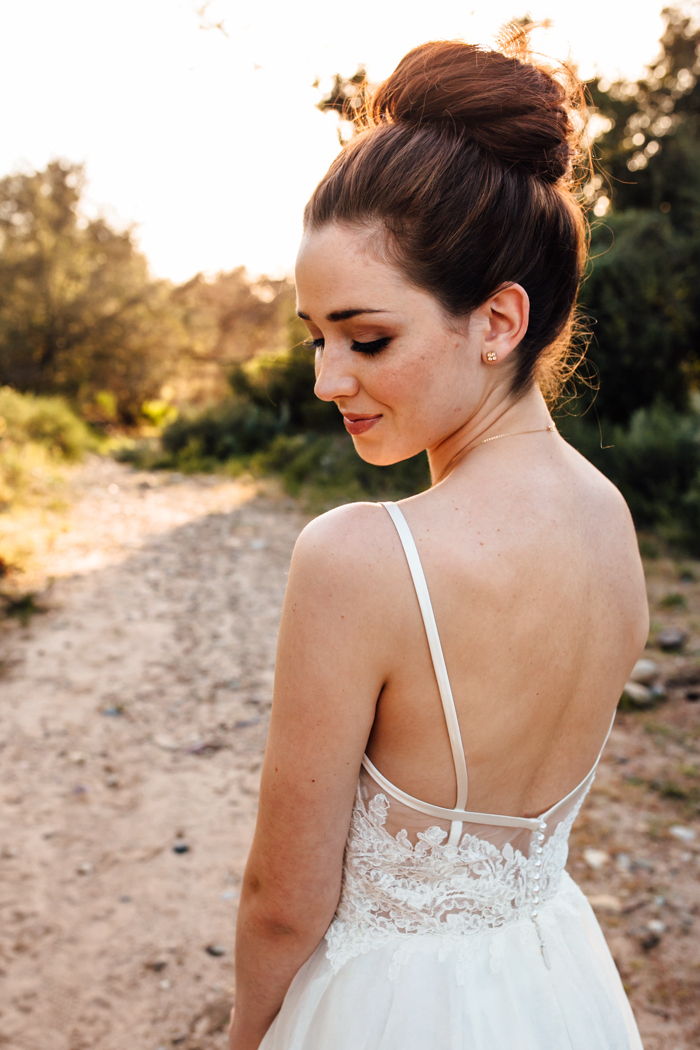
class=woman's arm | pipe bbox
[229,504,398,1050]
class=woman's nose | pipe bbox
[314,345,360,403]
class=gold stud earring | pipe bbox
[486,351,498,363]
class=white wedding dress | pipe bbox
[260,502,643,1049]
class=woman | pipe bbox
[229,36,649,1050]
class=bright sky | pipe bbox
[1,0,669,283]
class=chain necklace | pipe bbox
[436,422,558,484]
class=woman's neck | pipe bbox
[427,386,554,485]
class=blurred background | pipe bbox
[1,4,700,1050]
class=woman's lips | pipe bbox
[342,414,382,436]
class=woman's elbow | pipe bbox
[241,875,339,942]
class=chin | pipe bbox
[351,439,421,467]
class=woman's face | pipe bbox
[295,222,489,466]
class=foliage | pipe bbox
[543,7,700,555]
[587,8,700,222]
[161,400,282,464]
[140,399,178,429]
[0,161,296,422]
[229,316,338,431]
[0,386,93,459]
[0,590,44,625]
[168,268,296,404]
[581,7,700,423]
[252,432,429,505]
[579,210,699,422]
[0,386,94,511]
[0,161,184,422]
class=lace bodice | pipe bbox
[325,769,591,975]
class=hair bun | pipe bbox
[370,40,575,184]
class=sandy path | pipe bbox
[0,458,305,1050]
[1,456,699,1049]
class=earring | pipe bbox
[486,351,498,362]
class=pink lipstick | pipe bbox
[342,414,382,436]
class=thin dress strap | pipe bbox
[361,501,616,838]
[378,501,469,843]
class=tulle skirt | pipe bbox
[259,874,642,1050]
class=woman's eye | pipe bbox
[304,337,325,350]
[350,337,391,356]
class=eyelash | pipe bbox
[304,336,391,357]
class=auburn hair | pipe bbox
[304,35,588,402]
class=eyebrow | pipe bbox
[296,308,388,322]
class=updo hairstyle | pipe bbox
[304,33,588,401]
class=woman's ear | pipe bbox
[477,283,530,365]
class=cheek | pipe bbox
[371,360,420,407]
[376,340,462,415]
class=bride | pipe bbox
[228,36,648,1050]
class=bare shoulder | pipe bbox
[290,500,403,595]
[282,501,411,668]
[562,438,637,534]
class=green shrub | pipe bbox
[252,433,430,502]
[0,386,94,459]
[162,399,282,461]
[229,329,339,433]
[143,352,700,541]
[0,386,94,513]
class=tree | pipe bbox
[0,161,183,421]
[168,268,296,402]
[579,209,700,422]
[580,7,700,422]
[587,7,700,222]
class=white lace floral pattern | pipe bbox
[325,783,591,976]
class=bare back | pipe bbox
[366,432,649,820]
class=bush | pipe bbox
[162,400,282,461]
[252,433,429,502]
[579,211,699,424]
[0,386,94,459]
[0,387,94,511]
[229,328,339,432]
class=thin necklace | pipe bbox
[436,422,558,484]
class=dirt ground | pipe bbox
[0,457,699,1050]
